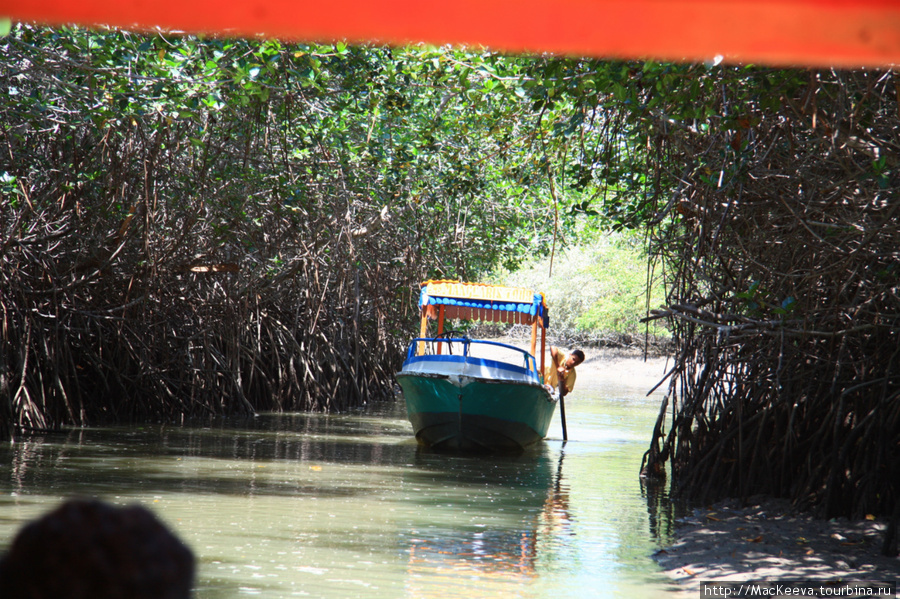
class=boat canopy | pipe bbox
[419,280,548,327]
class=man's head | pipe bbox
[566,349,585,369]
[0,498,195,599]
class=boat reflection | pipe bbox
[401,447,572,595]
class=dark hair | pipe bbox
[572,349,585,364]
[0,499,195,599]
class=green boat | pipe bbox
[397,280,557,452]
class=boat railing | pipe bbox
[405,337,541,381]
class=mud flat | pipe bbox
[654,496,900,595]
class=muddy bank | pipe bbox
[654,497,900,594]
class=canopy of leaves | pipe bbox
[0,23,670,432]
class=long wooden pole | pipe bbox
[559,380,568,442]
[555,343,568,442]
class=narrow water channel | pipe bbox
[0,357,679,598]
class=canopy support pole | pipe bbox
[417,311,428,356]
[529,317,538,358]
[539,318,546,382]
[436,305,445,354]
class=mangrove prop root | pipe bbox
[0,34,442,435]
[641,69,900,545]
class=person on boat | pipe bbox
[544,346,585,397]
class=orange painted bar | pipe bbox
[4,0,900,67]
[436,305,445,355]
[417,312,428,356]
[539,319,546,382]
[530,317,538,358]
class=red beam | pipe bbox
[3,0,900,67]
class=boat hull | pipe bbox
[398,371,557,452]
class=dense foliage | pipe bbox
[496,232,667,341]
[0,24,652,435]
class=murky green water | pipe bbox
[0,359,680,597]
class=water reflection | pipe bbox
[402,448,572,596]
[0,384,679,598]
[642,474,680,548]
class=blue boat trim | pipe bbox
[402,354,534,379]
[402,338,541,382]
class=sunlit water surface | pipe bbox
[0,359,680,598]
